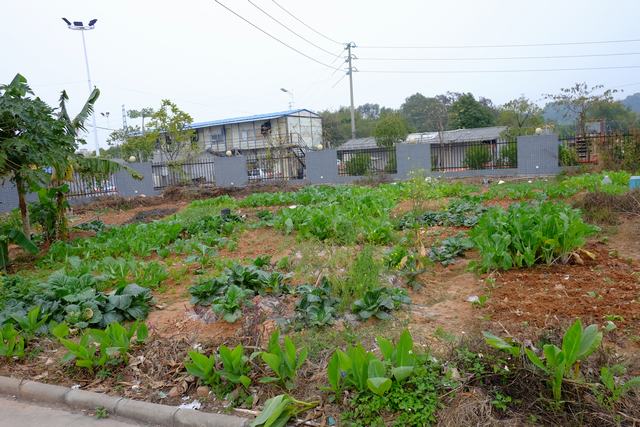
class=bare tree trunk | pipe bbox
[15,174,31,238]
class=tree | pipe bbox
[357,103,381,120]
[587,100,638,133]
[0,74,73,237]
[400,93,430,131]
[544,83,616,135]
[373,114,409,147]
[497,96,544,137]
[145,100,196,162]
[448,93,497,129]
[107,126,155,162]
[50,89,142,241]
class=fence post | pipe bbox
[516,134,561,175]
[306,149,339,184]
[395,143,431,179]
[214,155,248,187]
[115,162,158,197]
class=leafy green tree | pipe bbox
[544,83,616,135]
[587,100,638,133]
[497,96,544,137]
[448,93,497,129]
[146,100,196,161]
[107,126,155,162]
[400,93,456,132]
[373,114,409,147]
[0,74,73,237]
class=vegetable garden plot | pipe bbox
[2,172,640,426]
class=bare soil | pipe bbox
[485,242,640,345]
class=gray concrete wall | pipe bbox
[396,143,430,179]
[213,155,248,188]
[517,134,561,175]
[114,162,157,197]
[0,163,158,213]
[306,149,339,184]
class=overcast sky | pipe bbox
[3,0,640,150]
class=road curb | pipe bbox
[0,376,250,427]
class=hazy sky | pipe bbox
[3,0,640,150]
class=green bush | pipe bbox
[499,142,517,167]
[464,145,491,170]
[559,145,579,166]
[470,201,599,272]
[345,153,371,176]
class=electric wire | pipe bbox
[357,52,640,61]
[331,73,348,88]
[358,38,640,49]
[247,0,342,59]
[214,0,341,70]
[358,64,640,74]
[270,0,344,45]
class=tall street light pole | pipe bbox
[62,17,100,156]
[280,88,294,110]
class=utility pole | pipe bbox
[346,42,356,140]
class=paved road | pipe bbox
[0,395,148,426]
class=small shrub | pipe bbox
[464,145,491,170]
[345,153,371,176]
[559,145,579,166]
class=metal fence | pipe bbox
[430,140,517,172]
[245,147,306,182]
[559,133,640,170]
[337,146,397,176]
[151,160,216,189]
[67,173,118,199]
[558,134,600,165]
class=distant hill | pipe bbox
[542,102,576,125]
[543,93,640,125]
[622,93,640,113]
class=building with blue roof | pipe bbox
[152,108,323,187]
[188,108,323,156]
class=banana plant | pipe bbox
[0,224,38,271]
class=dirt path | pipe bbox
[408,259,484,349]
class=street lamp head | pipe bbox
[63,18,97,30]
[280,88,288,93]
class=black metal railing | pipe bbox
[245,148,306,182]
[337,146,397,176]
[151,160,216,189]
[67,173,118,199]
[430,139,517,172]
[559,132,640,170]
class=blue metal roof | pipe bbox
[189,108,319,130]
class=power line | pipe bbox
[358,52,640,61]
[247,0,341,58]
[358,64,640,74]
[214,0,340,70]
[331,73,348,88]
[358,37,640,49]
[270,0,343,46]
